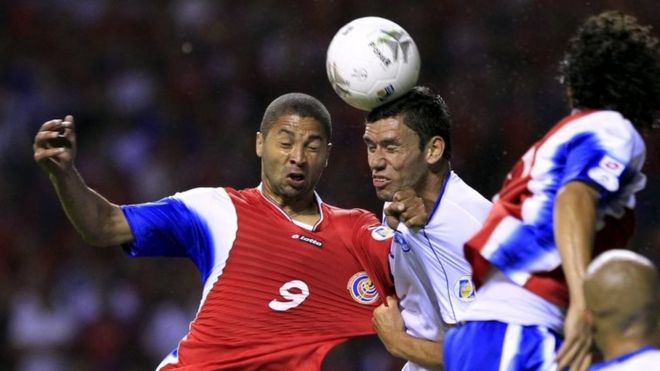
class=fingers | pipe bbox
[384,215,400,230]
[393,189,416,202]
[389,189,428,229]
[385,295,398,307]
[34,116,77,172]
[384,201,404,217]
[556,340,578,369]
[556,336,591,370]
[35,116,75,144]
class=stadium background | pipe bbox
[1,1,658,370]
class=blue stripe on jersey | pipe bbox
[121,198,215,282]
[490,223,553,273]
[489,130,631,275]
[562,132,611,194]
[444,321,561,371]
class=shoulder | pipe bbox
[173,187,229,203]
[171,186,252,214]
[442,173,492,220]
[551,110,640,147]
[322,204,379,226]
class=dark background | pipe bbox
[1,1,658,370]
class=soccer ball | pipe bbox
[326,17,421,111]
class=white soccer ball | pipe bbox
[326,16,421,111]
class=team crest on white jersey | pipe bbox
[347,272,379,304]
[370,225,394,241]
[454,275,476,302]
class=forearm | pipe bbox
[384,332,442,369]
[554,181,598,306]
[50,167,132,247]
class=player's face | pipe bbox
[363,117,428,201]
[256,114,331,205]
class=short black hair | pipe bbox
[260,93,332,141]
[559,11,660,130]
[366,86,452,160]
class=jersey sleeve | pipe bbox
[561,122,638,198]
[350,211,395,299]
[120,196,210,259]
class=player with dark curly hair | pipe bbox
[443,11,660,371]
[560,10,660,131]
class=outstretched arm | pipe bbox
[33,115,133,247]
[373,296,442,369]
[554,181,598,371]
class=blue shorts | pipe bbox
[444,321,563,371]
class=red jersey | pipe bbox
[121,186,394,370]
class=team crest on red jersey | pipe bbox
[347,272,379,304]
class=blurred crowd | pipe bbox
[1,1,658,370]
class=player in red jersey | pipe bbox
[33,93,408,370]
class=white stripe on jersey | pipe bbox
[172,188,238,310]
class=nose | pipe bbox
[368,149,385,171]
[289,143,306,165]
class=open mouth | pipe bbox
[372,175,390,189]
[287,173,306,187]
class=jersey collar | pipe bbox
[256,183,325,231]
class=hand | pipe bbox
[384,189,428,230]
[33,115,77,176]
[372,296,405,353]
[556,304,592,371]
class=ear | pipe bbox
[425,136,445,165]
[324,142,333,168]
[256,132,264,158]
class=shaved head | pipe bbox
[584,249,659,358]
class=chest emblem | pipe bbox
[291,233,323,248]
[347,272,379,305]
[454,275,476,302]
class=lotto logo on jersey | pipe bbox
[453,275,476,302]
[370,225,394,241]
[347,272,379,305]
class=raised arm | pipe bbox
[33,115,133,247]
[554,180,598,371]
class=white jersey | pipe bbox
[589,346,660,371]
[388,171,491,371]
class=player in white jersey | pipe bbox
[444,11,660,371]
[584,250,660,371]
[363,86,492,370]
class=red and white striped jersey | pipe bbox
[465,110,646,308]
[121,186,394,370]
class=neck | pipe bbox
[419,162,450,213]
[261,187,320,224]
[597,332,655,361]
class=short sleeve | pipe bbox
[121,196,209,258]
[350,211,395,298]
[561,126,634,197]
